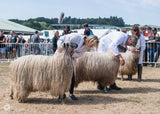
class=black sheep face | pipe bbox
[62,42,78,53]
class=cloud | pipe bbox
[141,0,160,7]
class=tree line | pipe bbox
[9,16,125,31]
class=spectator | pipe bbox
[17,35,26,57]
[141,27,146,36]
[146,27,157,67]
[52,31,59,53]
[62,26,71,35]
[116,29,120,31]
[153,28,160,64]
[121,28,127,34]
[5,35,9,59]
[0,32,6,62]
[83,23,94,36]
[8,31,19,59]
[145,27,153,39]
[31,31,41,55]
[6,35,12,59]
[141,27,147,66]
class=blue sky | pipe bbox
[1,0,160,25]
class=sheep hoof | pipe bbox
[61,99,65,105]
[19,99,26,103]
[10,94,13,100]
[104,90,108,93]
[58,94,66,101]
[104,87,108,93]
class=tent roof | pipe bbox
[0,18,42,35]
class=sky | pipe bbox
[1,0,160,25]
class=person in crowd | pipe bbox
[31,31,41,55]
[129,26,146,81]
[17,35,26,57]
[5,35,9,59]
[121,28,128,34]
[153,28,160,64]
[97,31,138,90]
[0,32,6,62]
[57,33,99,100]
[83,23,94,36]
[6,35,12,59]
[146,27,157,67]
[141,27,146,36]
[8,31,19,59]
[141,27,147,66]
[62,26,72,35]
[52,31,59,53]
[116,29,120,31]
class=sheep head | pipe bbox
[62,41,78,53]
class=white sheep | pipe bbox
[10,42,76,103]
[119,50,139,80]
[75,51,120,93]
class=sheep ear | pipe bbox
[66,43,69,47]
[63,43,66,48]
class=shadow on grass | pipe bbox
[142,79,160,83]
[76,87,160,95]
[24,95,139,105]
[117,77,160,83]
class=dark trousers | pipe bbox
[69,72,75,94]
[148,49,156,63]
[144,47,148,63]
[155,44,160,62]
[5,46,8,59]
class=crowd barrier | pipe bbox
[0,42,160,67]
[0,43,54,62]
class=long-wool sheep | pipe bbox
[10,42,74,103]
[118,51,139,80]
[75,51,120,88]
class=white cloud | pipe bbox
[141,0,160,7]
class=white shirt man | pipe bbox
[97,31,137,90]
[98,31,137,66]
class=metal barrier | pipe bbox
[0,43,54,62]
[0,42,160,67]
[143,42,160,67]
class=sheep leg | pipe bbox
[19,99,26,103]
[59,95,65,104]
[10,85,14,99]
[104,86,108,93]
[9,94,13,100]
[15,88,29,103]
[58,94,66,101]
[121,75,124,81]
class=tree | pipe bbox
[9,16,126,30]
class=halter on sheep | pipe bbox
[10,41,77,104]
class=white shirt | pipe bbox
[98,31,128,56]
[57,33,87,59]
[137,34,146,64]
[57,33,87,76]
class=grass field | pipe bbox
[0,62,160,114]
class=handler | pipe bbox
[57,33,99,100]
[129,26,146,81]
[97,31,138,90]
